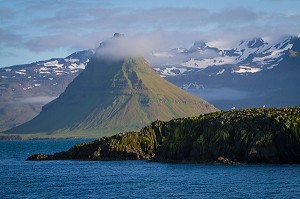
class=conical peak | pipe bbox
[3,48,217,136]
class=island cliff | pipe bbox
[28,107,300,164]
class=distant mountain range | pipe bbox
[0,35,299,132]
[153,36,300,110]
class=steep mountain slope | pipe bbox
[3,52,216,137]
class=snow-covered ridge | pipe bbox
[152,36,296,77]
[0,49,94,91]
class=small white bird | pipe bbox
[231,106,236,110]
[262,105,266,108]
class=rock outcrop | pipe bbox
[27,107,300,164]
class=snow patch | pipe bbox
[253,44,293,63]
[75,63,86,69]
[235,66,262,73]
[64,58,79,63]
[22,83,40,90]
[182,56,235,69]
[15,71,26,75]
[23,86,34,90]
[157,66,187,76]
[216,69,225,75]
[69,70,79,73]
[39,67,50,74]
[43,60,63,68]
[277,58,283,63]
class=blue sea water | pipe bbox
[1,140,300,198]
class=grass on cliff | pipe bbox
[31,107,300,164]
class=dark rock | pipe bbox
[27,154,51,161]
[248,141,280,163]
[27,107,300,164]
[216,157,238,165]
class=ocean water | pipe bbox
[1,140,300,198]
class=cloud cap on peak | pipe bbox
[94,32,167,60]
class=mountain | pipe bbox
[153,36,300,109]
[3,39,216,138]
[153,36,294,73]
[27,107,300,164]
[0,50,94,131]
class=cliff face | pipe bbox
[28,107,300,164]
[28,120,168,161]
[155,107,300,164]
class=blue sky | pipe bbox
[0,0,299,67]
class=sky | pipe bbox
[0,0,300,67]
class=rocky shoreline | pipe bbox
[27,107,300,164]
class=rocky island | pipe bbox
[28,107,300,164]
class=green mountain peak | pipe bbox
[3,55,217,138]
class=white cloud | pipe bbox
[94,32,167,59]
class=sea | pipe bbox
[1,139,300,199]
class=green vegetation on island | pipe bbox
[28,107,300,164]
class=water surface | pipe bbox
[1,140,300,198]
